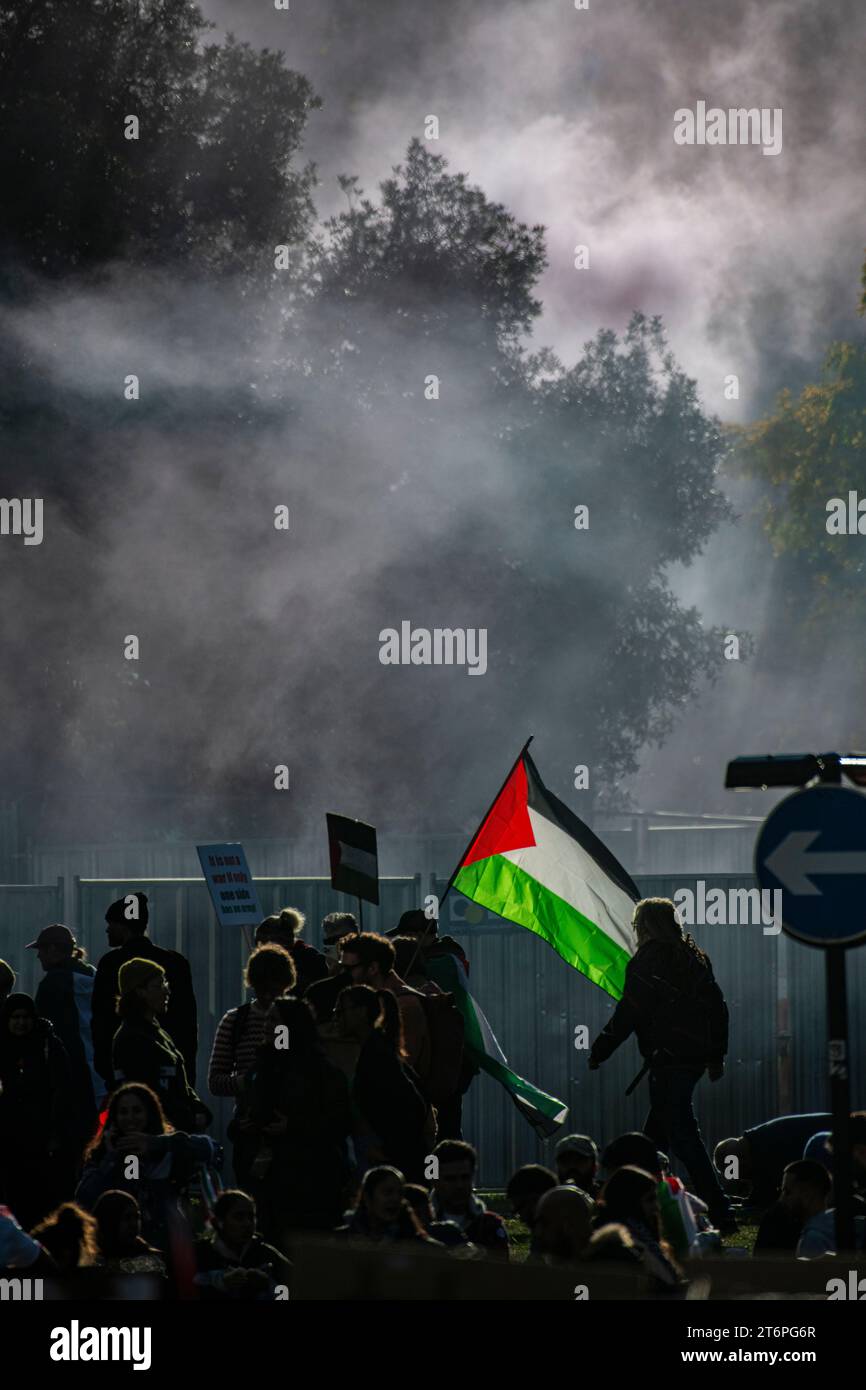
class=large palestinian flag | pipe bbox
[450,746,640,1001]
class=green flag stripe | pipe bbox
[454,853,630,1000]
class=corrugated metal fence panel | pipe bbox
[74,877,421,1153]
[0,882,66,998]
[437,874,864,1188]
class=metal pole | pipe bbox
[826,945,855,1252]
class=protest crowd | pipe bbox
[1,893,864,1299]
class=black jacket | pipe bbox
[92,937,198,1086]
[0,1016,73,1154]
[590,939,729,1069]
[35,958,98,1131]
[112,1015,211,1132]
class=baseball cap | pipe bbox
[555,1134,599,1162]
[385,909,438,939]
[25,923,77,951]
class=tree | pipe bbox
[0,0,320,278]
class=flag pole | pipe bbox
[439,735,534,910]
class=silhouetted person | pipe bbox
[430,1140,510,1259]
[530,1185,593,1264]
[111,960,211,1133]
[208,944,297,1188]
[77,1081,216,1253]
[91,892,197,1090]
[246,997,351,1246]
[338,1166,439,1246]
[714,1112,834,1210]
[93,1190,167,1280]
[0,993,73,1229]
[596,1165,686,1292]
[555,1134,600,1197]
[336,984,429,1179]
[255,907,328,996]
[29,923,98,1150]
[506,1164,558,1230]
[590,897,732,1226]
[194,1190,292,1300]
[340,933,431,1085]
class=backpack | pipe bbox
[651,945,728,1062]
[418,991,465,1106]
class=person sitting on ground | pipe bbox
[529,1184,593,1264]
[0,1202,57,1278]
[555,1134,601,1198]
[255,908,329,997]
[781,1159,866,1258]
[713,1111,833,1211]
[336,983,430,1180]
[208,945,297,1189]
[802,1112,866,1211]
[338,1166,440,1246]
[506,1164,559,1231]
[194,1189,292,1300]
[402,1182,475,1250]
[92,1190,167,1280]
[30,1202,98,1275]
[600,1131,699,1259]
[112,959,212,1133]
[595,1166,687,1292]
[429,1140,510,1260]
[77,1082,217,1253]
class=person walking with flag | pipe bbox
[588,897,734,1230]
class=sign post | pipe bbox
[756,784,866,1253]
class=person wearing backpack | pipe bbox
[207,945,297,1188]
[588,897,734,1229]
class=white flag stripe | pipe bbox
[502,807,635,954]
[338,842,378,879]
[470,992,509,1066]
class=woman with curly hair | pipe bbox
[76,1082,216,1252]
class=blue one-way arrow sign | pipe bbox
[756,785,866,947]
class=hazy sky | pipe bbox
[194,0,866,813]
[202,0,865,418]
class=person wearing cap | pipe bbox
[91,892,198,1091]
[30,924,98,1145]
[386,909,470,976]
[111,958,211,1134]
[555,1134,600,1198]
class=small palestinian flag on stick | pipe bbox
[445,739,639,1002]
[327,813,380,906]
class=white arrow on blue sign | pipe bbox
[755,785,866,947]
